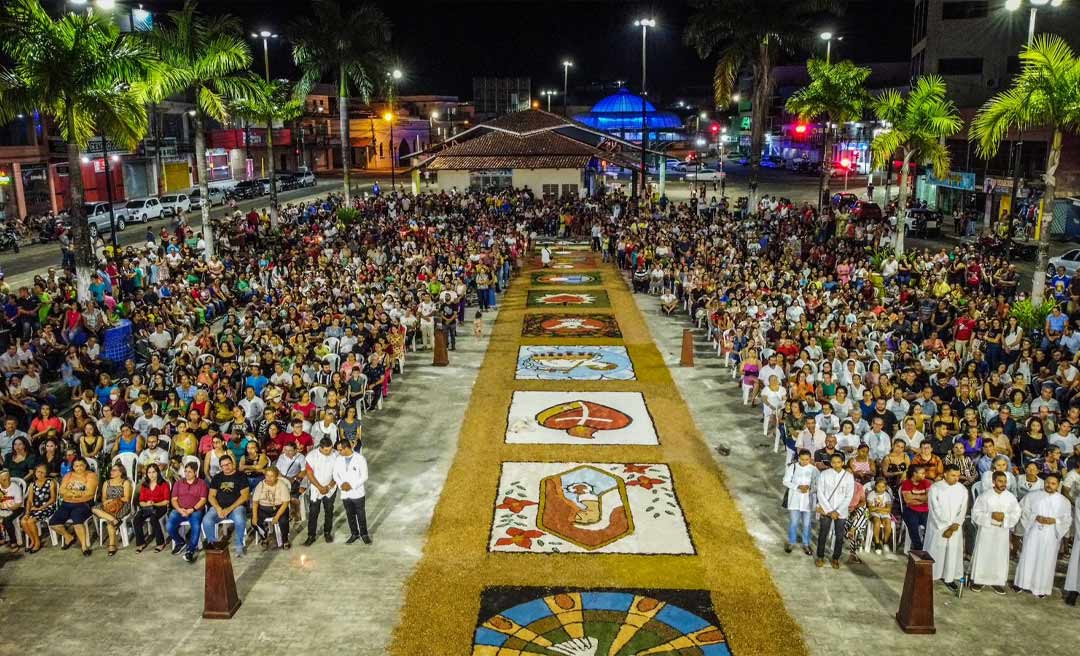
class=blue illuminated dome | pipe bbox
[573,88,683,140]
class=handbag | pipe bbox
[781,463,796,509]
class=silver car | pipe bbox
[82,202,128,238]
[1048,248,1080,277]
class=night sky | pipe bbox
[111,0,914,103]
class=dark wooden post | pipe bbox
[433,329,449,367]
[680,328,695,367]
[895,550,936,634]
[202,541,241,619]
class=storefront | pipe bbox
[919,170,976,213]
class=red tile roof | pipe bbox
[426,155,593,171]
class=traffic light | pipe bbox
[794,123,808,134]
[710,123,719,134]
[840,157,852,169]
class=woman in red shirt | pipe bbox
[28,404,64,446]
[132,464,171,553]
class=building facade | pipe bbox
[473,77,532,117]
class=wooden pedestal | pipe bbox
[896,549,936,634]
[433,329,449,367]
[680,329,695,367]
[202,541,241,620]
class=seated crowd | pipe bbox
[618,191,1080,603]
[0,187,531,561]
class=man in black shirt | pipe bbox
[813,435,844,471]
[201,456,250,556]
[869,398,897,435]
[439,301,457,350]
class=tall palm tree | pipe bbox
[869,76,962,256]
[785,58,870,209]
[147,0,258,258]
[685,0,841,206]
[230,79,304,228]
[0,0,159,299]
[972,35,1080,306]
[290,0,391,205]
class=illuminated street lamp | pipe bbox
[561,61,573,116]
[634,18,656,199]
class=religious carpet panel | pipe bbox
[531,272,603,286]
[472,586,731,656]
[505,391,658,446]
[515,345,635,381]
[527,290,612,309]
[488,462,694,555]
[521,313,622,339]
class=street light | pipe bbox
[634,17,656,200]
[541,90,557,112]
[1004,0,1065,231]
[96,0,116,9]
[561,61,573,116]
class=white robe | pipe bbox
[782,463,818,513]
[969,488,1021,586]
[1013,490,1074,596]
[925,480,969,582]
[1065,496,1080,593]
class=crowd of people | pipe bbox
[0,187,528,562]
[619,189,1079,605]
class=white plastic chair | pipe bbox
[261,517,284,548]
[181,455,201,478]
[322,337,340,355]
[197,353,216,368]
[321,353,341,372]
[97,496,135,548]
[9,477,27,546]
[310,386,328,409]
[111,453,139,480]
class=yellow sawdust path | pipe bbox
[390,250,806,655]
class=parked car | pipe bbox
[789,158,815,174]
[851,201,882,222]
[256,178,271,195]
[188,187,225,209]
[83,202,128,237]
[159,193,190,216]
[761,155,786,168]
[275,173,299,191]
[226,180,264,201]
[904,208,942,238]
[831,192,859,209]
[294,168,316,188]
[1047,248,1080,277]
[684,167,723,181]
[124,197,164,223]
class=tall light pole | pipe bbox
[561,61,573,116]
[251,30,280,222]
[388,69,403,190]
[542,90,557,113]
[635,18,655,201]
[1004,0,1062,234]
[820,32,833,63]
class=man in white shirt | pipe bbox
[147,324,173,352]
[332,439,371,544]
[815,453,855,569]
[758,354,786,387]
[863,416,891,462]
[310,410,339,446]
[275,441,307,519]
[1012,473,1073,597]
[782,449,819,555]
[303,437,338,545]
[133,404,164,437]
[969,471,1021,593]
[814,403,841,436]
[795,417,827,455]
[847,408,870,440]
[238,387,266,423]
[925,465,969,590]
[0,418,27,458]
[136,431,170,477]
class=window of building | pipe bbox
[560,183,579,199]
[942,1,988,19]
[910,50,926,79]
[938,57,983,75]
[912,0,930,47]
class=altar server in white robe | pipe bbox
[1064,494,1080,606]
[969,471,1021,592]
[925,465,969,587]
[1013,473,1073,597]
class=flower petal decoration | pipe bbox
[495,497,538,514]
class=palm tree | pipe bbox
[785,58,870,209]
[0,0,159,299]
[230,79,304,228]
[290,0,391,205]
[685,0,841,206]
[147,0,258,258]
[869,76,962,256]
[972,35,1080,306]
